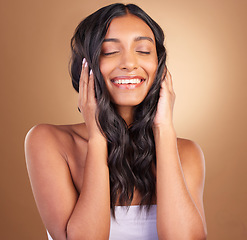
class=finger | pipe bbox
[78,58,88,111]
[160,79,169,96]
[165,69,174,93]
[78,58,85,111]
[79,58,86,93]
[161,65,167,81]
[82,60,89,104]
[88,70,96,105]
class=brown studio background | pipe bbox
[1,0,247,239]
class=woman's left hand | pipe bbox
[153,68,176,129]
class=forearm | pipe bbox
[154,126,205,240]
[67,135,110,240]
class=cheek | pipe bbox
[99,60,108,79]
[144,60,158,79]
[99,59,116,84]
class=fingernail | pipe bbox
[85,61,88,67]
[89,69,93,75]
[82,58,85,65]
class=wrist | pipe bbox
[153,122,175,133]
[87,123,106,140]
[152,124,177,139]
[88,133,107,144]
[87,135,108,165]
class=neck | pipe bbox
[116,106,135,126]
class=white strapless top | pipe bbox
[47,205,158,240]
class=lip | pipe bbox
[110,76,146,90]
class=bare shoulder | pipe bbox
[25,123,88,157]
[177,137,205,168]
[25,122,89,193]
[176,137,206,194]
[25,122,88,142]
[24,123,89,178]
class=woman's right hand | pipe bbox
[78,59,102,139]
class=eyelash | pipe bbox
[102,51,119,56]
[137,51,150,55]
[102,51,150,56]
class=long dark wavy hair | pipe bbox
[70,3,167,218]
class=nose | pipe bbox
[119,50,138,71]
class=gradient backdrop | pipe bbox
[1,0,246,239]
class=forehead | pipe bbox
[105,14,155,40]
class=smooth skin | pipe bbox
[25,14,207,240]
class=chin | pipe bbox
[112,97,145,107]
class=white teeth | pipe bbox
[113,79,142,84]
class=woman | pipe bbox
[25,3,207,240]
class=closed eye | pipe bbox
[102,51,119,56]
[136,51,150,55]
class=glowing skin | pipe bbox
[99,14,158,119]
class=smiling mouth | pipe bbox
[111,78,145,84]
[110,76,146,89]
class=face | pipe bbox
[99,14,158,108]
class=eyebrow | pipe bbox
[134,36,154,43]
[103,38,120,43]
[103,36,154,44]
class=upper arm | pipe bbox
[178,139,207,229]
[25,124,78,240]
